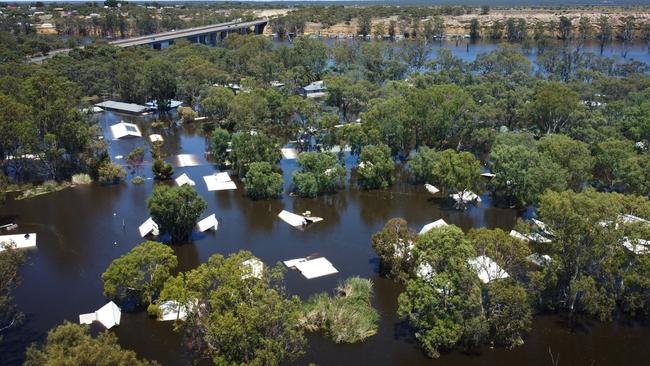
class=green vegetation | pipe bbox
[0,245,25,343]
[98,162,126,185]
[152,159,174,180]
[230,131,281,178]
[301,277,379,343]
[244,162,284,199]
[210,128,231,167]
[396,225,532,358]
[358,144,395,190]
[71,174,92,185]
[4,3,650,362]
[102,241,178,309]
[371,218,417,282]
[131,176,145,185]
[24,322,157,366]
[147,185,207,243]
[293,152,345,197]
[159,251,306,365]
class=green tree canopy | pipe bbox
[230,131,281,178]
[490,144,568,207]
[358,144,395,190]
[159,251,306,365]
[537,134,593,191]
[24,322,157,366]
[102,241,178,309]
[147,185,207,243]
[244,161,284,200]
[371,217,417,282]
[292,152,345,197]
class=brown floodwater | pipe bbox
[1,111,649,365]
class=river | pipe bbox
[1,107,649,365]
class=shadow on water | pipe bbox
[2,109,650,366]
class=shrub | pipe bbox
[98,162,126,185]
[301,277,379,344]
[131,176,145,185]
[152,159,174,180]
[71,173,92,185]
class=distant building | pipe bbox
[299,80,327,99]
[35,23,57,35]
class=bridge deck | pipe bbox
[109,18,268,47]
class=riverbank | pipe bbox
[284,8,650,37]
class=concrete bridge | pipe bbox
[30,18,268,63]
[109,18,269,49]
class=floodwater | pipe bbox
[2,112,650,365]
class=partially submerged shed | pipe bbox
[0,233,37,251]
[284,257,338,279]
[79,301,121,329]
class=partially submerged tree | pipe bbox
[102,241,177,309]
[230,131,281,178]
[159,251,306,365]
[98,162,126,185]
[371,218,417,282]
[210,128,230,167]
[292,152,345,197]
[147,185,207,243]
[24,322,157,366]
[152,159,174,180]
[358,144,395,190]
[244,162,284,200]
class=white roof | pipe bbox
[175,173,196,187]
[138,217,159,237]
[531,218,553,235]
[283,258,306,267]
[480,172,496,178]
[158,300,188,321]
[145,100,183,109]
[278,210,323,228]
[242,258,264,279]
[196,214,218,232]
[281,147,299,160]
[509,230,530,242]
[620,214,650,225]
[416,262,435,280]
[291,257,338,279]
[510,230,551,243]
[149,134,164,143]
[175,154,200,167]
[527,253,552,266]
[0,233,37,251]
[424,184,439,195]
[418,219,448,235]
[621,237,650,255]
[451,191,481,203]
[393,239,414,258]
[79,301,121,329]
[203,172,237,191]
[468,255,509,284]
[110,122,142,139]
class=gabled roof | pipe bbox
[110,122,142,139]
[419,219,448,235]
[468,255,509,284]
